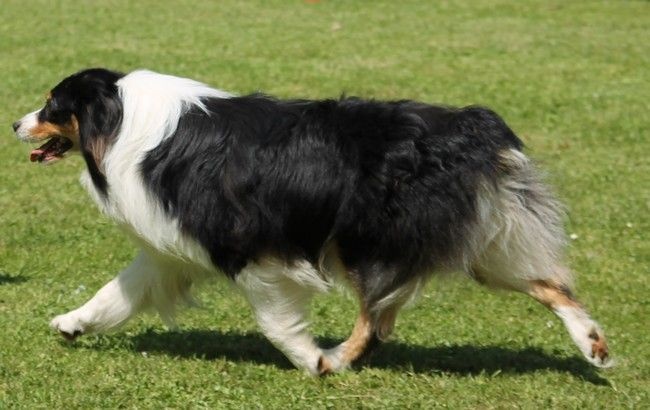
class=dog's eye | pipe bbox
[38,100,70,124]
[38,104,51,121]
[50,110,71,124]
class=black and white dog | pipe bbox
[13,68,610,374]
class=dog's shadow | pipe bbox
[0,273,27,285]
[122,329,609,385]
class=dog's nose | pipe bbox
[12,121,20,132]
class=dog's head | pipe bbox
[13,68,124,168]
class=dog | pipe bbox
[13,68,611,374]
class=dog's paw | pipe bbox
[50,311,86,340]
[318,346,347,376]
[572,323,612,368]
[585,327,613,368]
[555,306,613,369]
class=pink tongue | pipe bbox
[30,149,44,162]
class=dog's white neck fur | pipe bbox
[117,70,232,152]
[81,70,232,269]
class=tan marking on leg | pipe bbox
[528,279,611,366]
[323,256,376,368]
[340,309,373,365]
[528,279,580,309]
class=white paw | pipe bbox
[50,310,86,340]
[555,306,612,368]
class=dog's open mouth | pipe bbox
[30,136,73,164]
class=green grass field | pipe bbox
[1,0,648,407]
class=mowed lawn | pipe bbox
[1,0,648,407]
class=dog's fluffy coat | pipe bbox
[13,68,610,374]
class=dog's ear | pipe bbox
[77,84,123,195]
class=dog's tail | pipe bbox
[467,148,611,367]
[467,148,568,285]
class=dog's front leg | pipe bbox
[50,251,159,339]
[236,259,327,375]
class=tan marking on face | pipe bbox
[28,115,79,144]
[528,280,580,309]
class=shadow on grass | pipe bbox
[125,329,609,385]
[0,273,27,285]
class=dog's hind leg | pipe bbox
[50,250,192,339]
[469,150,611,366]
[236,258,329,375]
[526,276,610,367]
[320,304,375,374]
[320,276,424,373]
[473,262,610,367]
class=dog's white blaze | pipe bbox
[14,110,41,142]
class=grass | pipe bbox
[1,0,649,407]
